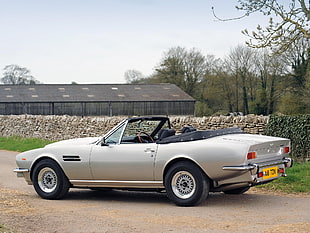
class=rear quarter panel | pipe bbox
[154,136,250,181]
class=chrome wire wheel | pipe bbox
[171,171,196,199]
[165,161,210,206]
[37,167,58,193]
[32,159,70,199]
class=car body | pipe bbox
[14,116,293,206]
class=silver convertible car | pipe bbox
[14,116,293,206]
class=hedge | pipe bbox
[265,114,310,160]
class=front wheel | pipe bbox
[164,161,209,206]
[32,159,70,199]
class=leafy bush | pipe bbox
[265,115,310,159]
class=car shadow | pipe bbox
[62,188,276,207]
[65,188,170,204]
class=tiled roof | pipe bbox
[0,84,195,103]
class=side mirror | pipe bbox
[101,138,109,146]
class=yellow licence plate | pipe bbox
[263,166,278,180]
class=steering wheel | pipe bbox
[137,131,154,143]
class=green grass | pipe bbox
[0,224,11,233]
[257,162,310,194]
[0,136,54,152]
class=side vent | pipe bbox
[62,155,81,162]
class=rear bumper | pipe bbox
[223,157,293,172]
[222,157,293,184]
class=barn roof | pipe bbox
[0,84,195,103]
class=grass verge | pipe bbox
[0,224,11,233]
[256,162,310,194]
[0,136,54,152]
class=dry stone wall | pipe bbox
[0,115,269,141]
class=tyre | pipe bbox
[164,161,209,206]
[224,186,250,194]
[32,159,70,199]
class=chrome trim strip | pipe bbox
[222,165,256,171]
[70,180,164,188]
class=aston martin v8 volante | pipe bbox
[14,116,293,206]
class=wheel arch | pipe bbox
[163,157,211,185]
[30,155,66,182]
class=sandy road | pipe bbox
[0,150,309,233]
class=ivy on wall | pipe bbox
[265,115,310,159]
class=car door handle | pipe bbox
[144,148,156,153]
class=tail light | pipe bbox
[247,151,257,160]
[283,146,290,154]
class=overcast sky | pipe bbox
[0,0,269,84]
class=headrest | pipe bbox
[158,128,176,140]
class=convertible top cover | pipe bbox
[157,127,244,144]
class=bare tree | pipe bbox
[155,47,209,97]
[155,47,187,89]
[1,64,39,84]
[283,37,310,87]
[253,49,288,114]
[240,0,310,53]
[124,69,144,83]
[213,0,310,53]
[225,45,256,114]
[281,37,310,112]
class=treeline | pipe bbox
[125,44,310,116]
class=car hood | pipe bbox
[44,137,100,148]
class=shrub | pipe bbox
[265,115,310,160]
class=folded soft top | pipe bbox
[157,127,244,144]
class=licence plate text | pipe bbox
[262,166,278,180]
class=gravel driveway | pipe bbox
[1,150,309,233]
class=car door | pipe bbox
[90,143,158,181]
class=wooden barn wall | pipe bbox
[0,101,195,116]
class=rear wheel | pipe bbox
[32,159,70,199]
[164,161,209,206]
[224,186,250,194]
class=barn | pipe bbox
[0,84,195,116]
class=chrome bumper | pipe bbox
[222,158,293,173]
[13,168,29,177]
[13,168,32,184]
[222,164,258,175]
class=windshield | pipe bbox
[104,118,170,144]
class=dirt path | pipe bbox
[1,150,309,233]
